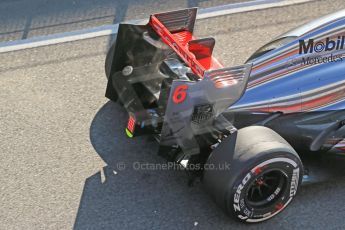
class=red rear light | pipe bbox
[127,116,136,133]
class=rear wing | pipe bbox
[150,8,227,79]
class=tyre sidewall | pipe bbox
[227,151,303,223]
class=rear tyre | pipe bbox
[203,126,303,223]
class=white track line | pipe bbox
[198,0,313,19]
[0,0,313,53]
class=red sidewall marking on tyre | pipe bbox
[232,157,301,223]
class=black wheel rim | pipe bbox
[246,169,288,208]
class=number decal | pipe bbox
[173,85,188,104]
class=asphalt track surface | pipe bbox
[1,0,345,229]
[0,0,246,42]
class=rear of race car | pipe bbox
[105,8,251,156]
[104,8,303,223]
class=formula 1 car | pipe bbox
[105,8,345,223]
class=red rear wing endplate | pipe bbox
[149,8,223,78]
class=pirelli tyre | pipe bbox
[203,126,303,223]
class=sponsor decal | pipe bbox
[300,54,344,66]
[299,36,345,54]
[233,173,251,212]
[295,37,345,66]
[290,168,300,197]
